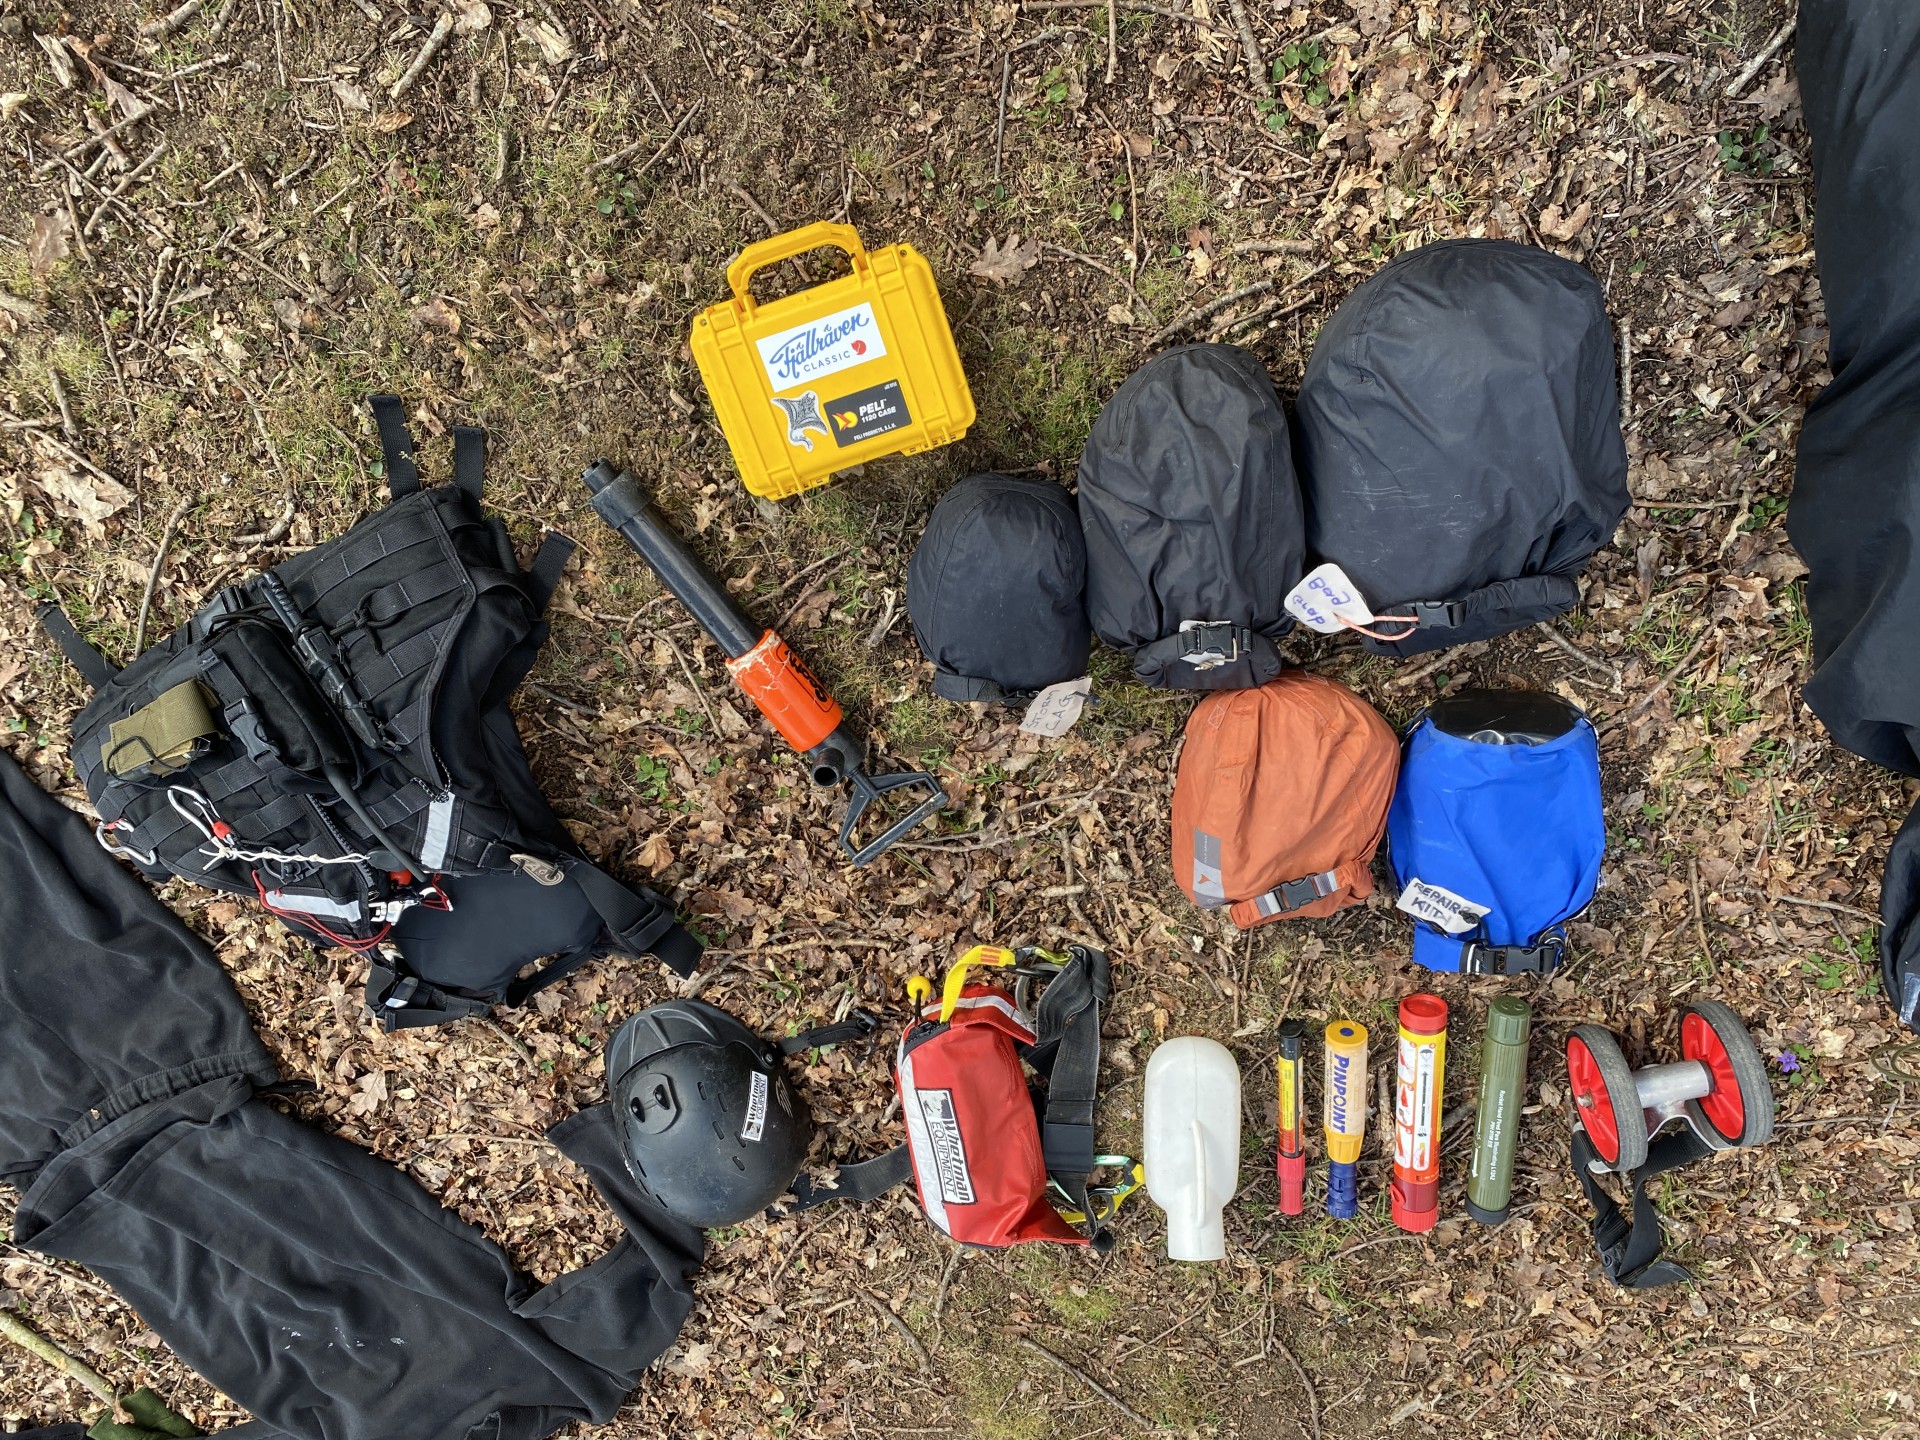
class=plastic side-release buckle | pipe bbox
[1407,599,1467,629]
[1177,620,1244,668]
[1460,937,1564,974]
[1255,870,1340,917]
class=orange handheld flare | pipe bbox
[1391,994,1449,1234]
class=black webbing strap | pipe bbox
[500,944,599,1008]
[368,394,420,499]
[451,425,486,499]
[569,858,703,976]
[778,1011,880,1056]
[1025,945,1113,1249]
[36,603,120,690]
[526,531,576,610]
[365,956,492,1032]
[1572,1126,1716,1288]
[790,1146,914,1209]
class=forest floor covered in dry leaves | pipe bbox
[3,0,1916,1436]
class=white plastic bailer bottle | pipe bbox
[1143,1036,1243,1261]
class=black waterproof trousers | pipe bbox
[0,755,701,1439]
[1785,0,1920,1027]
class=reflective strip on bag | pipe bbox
[1191,829,1227,906]
[418,791,457,871]
[263,889,365,922]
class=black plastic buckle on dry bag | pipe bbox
[1460,936,1564,975]
[1406,599,1467,629]
[1176,621,1245,668]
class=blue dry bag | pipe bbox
[1387,690,1604,974]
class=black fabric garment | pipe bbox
[1786,0,1920,1027]
[907,474,1090,703]
[1078,344,1302,690]
[0,753,701,1440]
[1293,238,1630,656]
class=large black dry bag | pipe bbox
[1293,238,1630,656]
[1078,343,1304,690]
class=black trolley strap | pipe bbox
[37,602,120,690]
[1572,1126,1716,1288]
[369,394,420,499]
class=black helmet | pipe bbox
[607,1000,812,1228]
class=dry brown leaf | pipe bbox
[1538,200,1592,242]
[332,79,372,112]
[1122,131,1153,158]
[375,110,415,134]
[636,833,675,873]
[412,297,462,334]
[518,18,574,65]
[346,1070,388,1116]
[28,208,70,279]
[1351,0,1395,36]
[454,0,493,35]
[969,233,1042,286]
[1750,70,1798,124]
[34,463,133,527]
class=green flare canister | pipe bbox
[1464,997,1532,1226]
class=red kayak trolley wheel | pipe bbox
[1679,999,1776,1149]
[1567,1025,1649,1173]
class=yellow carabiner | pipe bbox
[1055,1161,1147,1226]
[939,944,1018,1022]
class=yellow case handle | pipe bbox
[940,944,1017,1022]
[726,221,870,309]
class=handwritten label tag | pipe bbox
[1396,878,1491,935]
[1284,562,1376,635]
[1020,677,1092,738]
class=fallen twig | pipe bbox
[389,11,455,101]
[1018,1336,1155,1432]
[38,103,162,172]
[1534,620,1622,686]
[1725,18,1795,99]
[861,1291,931,1373]
[1207,290,1314,339]
[930,1243,965,1334]
[0,1311,120,1410]
[1233,237,1318,255]
[1595,625,1711,737]
[1731,887,1878,924]
[1274,1337,1322,1440]
[728,181,783,236]
[993,52,1012,181]
[1018,0,1226,32]
[1146,278,1273,348]
[1226,0,1272,98]
[133,498,192,655]
[139,0,203,39]
[1480,53,1688,144]
[592,98,702,174]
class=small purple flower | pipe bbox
[1776,1050,1802,1074]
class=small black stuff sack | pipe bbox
[1293,238,1630,656]
[908,473,1090,702]
[1078,344,1303,690]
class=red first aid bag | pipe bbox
[792,945,1117,1249]
[896,985,1084,1246]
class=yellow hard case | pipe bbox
[689,222,975,501]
